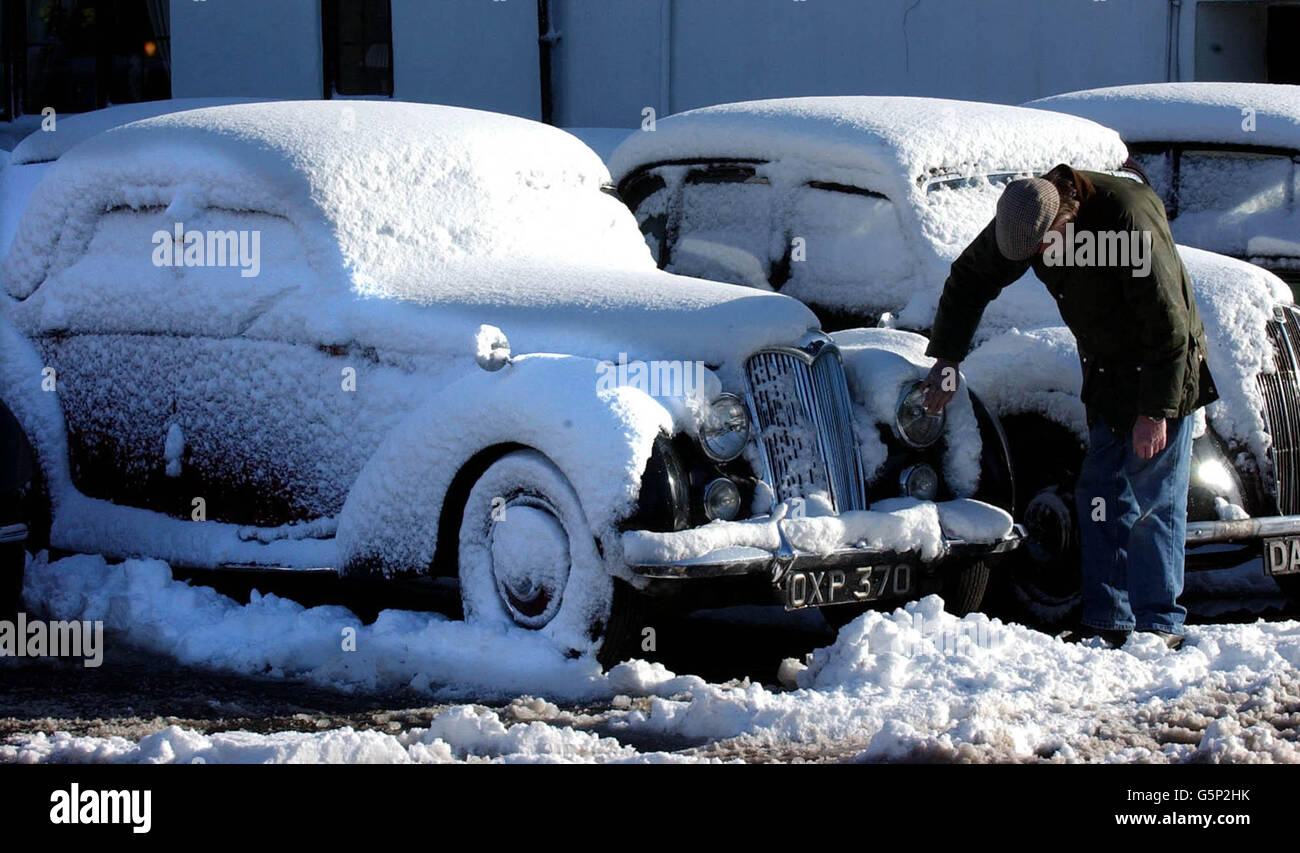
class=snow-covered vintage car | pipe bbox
[0,100,1022,662]
[1025,83,1300,297]
[608,96,1300,622]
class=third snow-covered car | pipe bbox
[0,100,1021,662]
[1026,83,1300,297]
[608,95,1300,622]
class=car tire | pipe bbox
[940,559,990,616]
[456,449,639,667]
[987,416,1085,630]
[1,413,48,620]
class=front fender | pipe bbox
[335,353,674,580]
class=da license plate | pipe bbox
[783,565,893,610]
[1264,537,1300,576]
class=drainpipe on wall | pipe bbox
[1166,0,1183,82]
[660,0,673,117]
[537,0,559,124]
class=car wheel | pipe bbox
[940,559,990,616]
[987,416,1085,630]
[1002,484,1082,629]
[1,418,48,619]
[457,449,639,667]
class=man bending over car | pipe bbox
[919,164,1218,651]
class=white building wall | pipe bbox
[171,0,324,99]
[553,0,1175,127]
[168,0,1272,127]
[391,0,540,119]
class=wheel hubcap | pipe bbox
[1019,487,1081,601]
[489,498,570,628]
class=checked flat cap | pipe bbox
[995,177,1060,261]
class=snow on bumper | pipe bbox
[622,497,1021,580]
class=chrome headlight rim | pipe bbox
[894,380,946,449]
[899,462,941,501]
[699,393,751,462]
[702,477,743,521]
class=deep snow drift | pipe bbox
[4,554,1297,764]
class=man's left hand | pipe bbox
[1132,415,1167,460]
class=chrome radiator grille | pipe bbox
[745,345,866,513]
[1260,305,1300,514]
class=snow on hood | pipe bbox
[0,100,817,370]
[1026,83,1300,151]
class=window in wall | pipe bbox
[11,0,169,117]
[321,0,393,98]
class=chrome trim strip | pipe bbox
[1186,515,1300,544]
[0,522,28,544]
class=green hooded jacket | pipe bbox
[925,165,1219,434]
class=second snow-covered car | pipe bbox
[609,95,1300,622]
[0,101,1021,662]
[1026,82,1300,296]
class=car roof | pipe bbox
[1025,82,1300,152]
[608,96,1129,198]
[2,100,646,304]
[7,97,274,165]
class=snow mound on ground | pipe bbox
[2,712,692,765]
[13,554,1300,764]
[1027,82,1300,151]
[22,553,609,703]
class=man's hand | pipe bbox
[921,358,961,414]
[1132,415,1167,460]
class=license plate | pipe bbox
[1264,537,1300,576]
[783,565,893,610]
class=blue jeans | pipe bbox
[1074,412,1194,635]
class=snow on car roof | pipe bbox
[1,100,816,368]
[3,100,653,301]
[1025,83,1300,151]
[6,97,274,165]
[607,96,1129,195]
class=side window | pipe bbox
[31,207,304,336]
[785,183,909,303]
[621,170,669,266]
[1130,149,1175,215]
[1177,150,1292,219]
[672,165,774,289]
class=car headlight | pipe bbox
[899,463,940,501]
[700,393,750,462]
[703,478,742,520]
[895,380,945,448]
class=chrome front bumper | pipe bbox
[628,523,1025,581]
[1186,514,1300,544]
